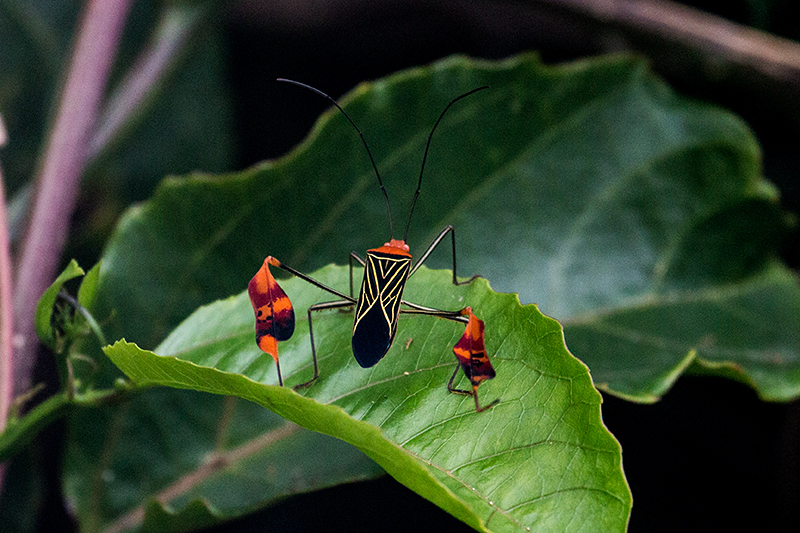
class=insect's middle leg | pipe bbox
[295,299,354,390]
[399,303,469,324]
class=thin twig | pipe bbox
[537,0,800,84]
[237,0,800,87]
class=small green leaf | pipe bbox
[34,259,84,349]
[72,261,108,349]
[2,261,120,465]
[77,260,102,309]
[106,266,632,532]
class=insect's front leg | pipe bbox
[248,257,296,386]
[408,225,480,285]
[249,256,354,387]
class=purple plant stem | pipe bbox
[89,4,205,160]
[12,0,134,398]
[0,146,13,492]
[1,164,13,434]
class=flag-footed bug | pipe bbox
[248,80,498,412]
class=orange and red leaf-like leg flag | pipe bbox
[248,257,295,370]
[453,307,496,387]
[452,307,498,412]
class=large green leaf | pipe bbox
[106,266,631,532]
[91,52,794,402]
[76,51,798,530]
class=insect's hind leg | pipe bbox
[447,366,499,413]
[269,257,353,301]
[255,257,355,389]
[408,225,479,285]
[294,299,354,390]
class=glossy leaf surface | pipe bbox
[106,266,631,532]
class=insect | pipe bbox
[248,79,499,412]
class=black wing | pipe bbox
[352,251,411,367]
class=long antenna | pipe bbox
[402,86,489,242]
[277,78,395,238]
